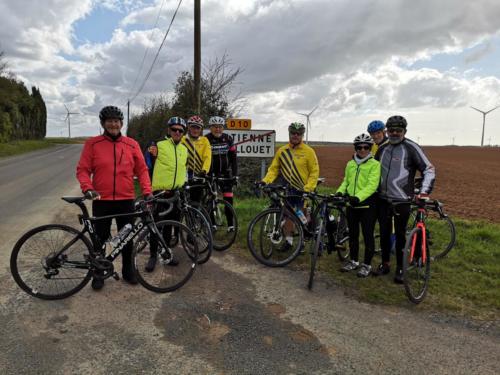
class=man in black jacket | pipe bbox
[373,115,436,284]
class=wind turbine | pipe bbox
[296,105,318,144]
[64,104,79,138]
[470,105,499,147]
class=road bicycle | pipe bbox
[247,184,349,267]
[187,175,238,251]
[307,192,348,290]
[10,194,199,299]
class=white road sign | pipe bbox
[226,129,275,158]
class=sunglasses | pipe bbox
[170,127,184,134]
[387,128,404,134]
[289,131,303,136]
[355,145,371,151]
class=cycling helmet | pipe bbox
[187,115,204,127]
[167,116,187,130]
[288,122,306,134]
[367,120,385,133]
[353,133,374,145]
[208,116,226,127]
[99,106,124,124]
[386,115,407,129]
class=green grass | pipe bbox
[0,138,85,158]
[233,194,500,321]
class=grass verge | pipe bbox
[233,193,500,321]
[0,138,85,158]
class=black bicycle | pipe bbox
[307,192,348,290]
[187,175,238,251]
[247,184,349,267]
[10,194,199,299]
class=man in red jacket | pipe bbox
[76,106,152,290]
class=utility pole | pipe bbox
[452,137,455,145]
[194,0,201,114]
[64,104,78,138]
[470,105,499,146]
[127,100,130,134]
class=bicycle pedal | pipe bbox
[112,272,120,280]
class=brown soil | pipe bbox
[316,145,500,223]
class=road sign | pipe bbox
[226,118,252,130]
[226,129,275,158]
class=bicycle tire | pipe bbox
[402,227,431,304]
[410,207,456,260]
[331,207,349,261]
[133,220,198,293]
[430,215,456,260]
[308,218,324,290]
[207,199,238,251]
[10,224,92,300]
[247,207,303,267]
[182,206,213,264]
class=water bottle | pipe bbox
[295,208,308,225]
[110,224,133,248]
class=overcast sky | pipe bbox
[2,0,500,145]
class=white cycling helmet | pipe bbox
[208,116,226,127]
[353,133,374,145]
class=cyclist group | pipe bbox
[76,105,434,291]
[259,116,435,284]
[76,107,237,290]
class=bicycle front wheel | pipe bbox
[208,199,238,251]
[247,207,303,267]
[10,224,92,300]
[326,207,349,261]
[403,227,431,304]
[133,220,198,293]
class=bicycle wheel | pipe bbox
[247,207,303,267]
[427,212,456,260]
[402,227,431,304]
[10,224,92,300]
[208,199,238,251]
[308,218,324,290]
[182,206,213,264]
[133,220,198,293]
[327,207,349,261]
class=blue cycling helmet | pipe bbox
[367,120,385,133]
[167,116,187,130]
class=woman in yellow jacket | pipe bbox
[336,134,381,277]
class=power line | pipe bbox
[129,0,183,104]
[128,0,167,99]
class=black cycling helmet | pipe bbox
[288,122,306,134]
[99,106,124,125]
[386,115,407,129]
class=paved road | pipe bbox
[0,146,499,374]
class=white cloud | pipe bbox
[1,0,500,144]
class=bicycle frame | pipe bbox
[49,199,168,271]
[410,205,428,264]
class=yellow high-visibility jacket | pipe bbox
[152,137,187,190]
[181,135,212,174]
[263,142,319,192]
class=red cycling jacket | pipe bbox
[76,134,152,200]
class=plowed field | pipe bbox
[316,145,500,223]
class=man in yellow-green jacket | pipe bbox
[146,116,188,271]
[336,133,381,277]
